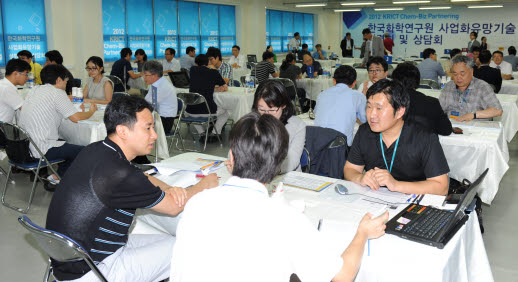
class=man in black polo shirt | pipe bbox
[110,47,143,94]
[344,79,449,195]
[46,96,218,281]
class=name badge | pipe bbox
[449,111,460,119]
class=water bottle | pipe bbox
[28,72,34,89]
[250,76,255,89]
[440,76,447,89]
[307,65,314,78]
[245,75,251,94]
[77,88,84,103]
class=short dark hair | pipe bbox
[232,45,240,51]
[366,79,410,120]
[186,46,195,54]
[262,51,274,61]
[423,48,436,59]
[120,48,132,59]
[366,56,388,71]
[472,46,481,53]
[252,80,295,125]
[470,31,478,38]
[509,46,517,56]
[346,32,351,37]
[135,49,148,61]
[165,48,176,55]
[40,64,69,85]
[391,63,420,90]
[315,44,322,48]
[229,112,289,184]
[17,50,33,59]
[266,45,272,51]
[362,28,371,35]
[333,65,356,86]
[5,59,31,76]
[195,54,209,66]
[479,50,492,64]
[493,50,504,57]
[104,96,154,136]
[206,47,222,61]
[302,44,308,49]
[294,32,300,37]
[86,56,105,74]
[481,36,486,41]
[142,60,164,78]
[450,48,462,59]
[45,50,64,65]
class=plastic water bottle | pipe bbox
[77,88,84,103]
[440,76,447,89]
[28,72,34,89]
[250,75,255,89]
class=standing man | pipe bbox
[358,56,389,95]
[467,32,481,53]
[312,44,328,60]
[417,48,447,83]
[0,59,31,123]
[314,65,366,146]
[503,46,518,72]
[110,48,143,94]
[162,48,181,74]
[180,46,196,71]
[229,45,246,69]
[490,51,513,80]
[45,95,218,282]
[143,60,178,134]
[340,33,355,58]
[361,28,385,66]
[288,32,301,53]
[207,47,233,86]
[383,32,394,55]
[17,50,42,85]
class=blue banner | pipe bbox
[178,1,200,56]
[282,12,293,52]
[154,0,178,59]
[200,3,219,53]
[219,5,236,55]
[266,10,270,48]
[304,14,314,51]
[269,10,282,52]
[102,0,127,61]
[2,0,47,65]
[0,4,5,66]
[127,0,154,58]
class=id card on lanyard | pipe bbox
[450,89,469,119]
[380,127,403,173]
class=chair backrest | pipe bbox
[177,92,208,107]
[177,97,185,115]
[18,216,108,282]
[247,54,257,63]
[419,79,440,90]
[73,78,82,88]
[232,80,241,87]
[0,122,40,163]
[106,74,126,92]
[404,60,418,66]
[300,147,311,173]
[168,71,190,88]
[275,78,297,100]
[305,126,348,179]
[112,92,130,99]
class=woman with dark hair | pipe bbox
[279,53,307,110]
[266,45,277,63]
[480,37,488,51]
[134,49,148,72]
[83,56,113,104]
[252,80,306,173]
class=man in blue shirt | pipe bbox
[417,48,446,83]
[314,65,366,146]
[180,46,196,71]
[312,44,328,60]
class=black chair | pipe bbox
[166,97,186,152]
[73,78,82,88]
[105,75,126,92]
[275,78,302,114]
[419,79,440,90]
[18,216,108,282]
[168,71,190,88]
[232,80,241,87]
[112,92,130,99]
[304,126,348,179]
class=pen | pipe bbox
[317,219,323,231]
[195,174,221,179]
[417,194,425,205]
[407,194,416,203]
[412,194,419,204]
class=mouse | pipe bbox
[335,184,349,195]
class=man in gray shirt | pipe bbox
[418,48,447,83]
[503,46,518,72]
[180,46,196,71]
[439,55,502,122]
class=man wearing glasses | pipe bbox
[162,48,181,74]
[19,64,97,190]
[358,56,389,95]
[207,47,233,86]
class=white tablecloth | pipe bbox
[499,80,518,95]
[133,152,493,282]
[296,78,334,100]
[316,59,336,69]
[232,67,250,83]
[339,57,362,65]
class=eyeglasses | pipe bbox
[19,72,29,77]
[257,108,281,114]
[368,69,384,74]
[85,67,98,71]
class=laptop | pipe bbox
[247,54,257,63]
[168,71,190,88]
[386,168,488,249]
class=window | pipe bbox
[266,10,314,52]
[1,0,47,66]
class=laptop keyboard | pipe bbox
[403,209,452,239]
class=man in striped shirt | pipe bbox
[207,47,233,86]
[253,51,279,85]
[19,64,97,187]
[45,96,218,281]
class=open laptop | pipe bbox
[168,71,190,88]
[386,168,488,249]
[247,54,257,63]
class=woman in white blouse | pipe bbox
[83,56,113,104]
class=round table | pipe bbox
[499,80,518,95]
[316,60,336,69]
[232,67,251,83]
[296,78,334,100]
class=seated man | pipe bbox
[344,79,449,195]
[358,56,388,95]
[110,48,143,94]
[312,44,328,60]
[229,45,246,69]
[490,51,513,80]
[17,50,42,84]
[417,48,446,83]
[503,46,518,72]
[253,51,279,85]
[314,65,366,146]
[471,46,481,67]
[45,95,218,281]
[19,64,97,188]
[392,62,452,136]
[44,50,78,95]
[440,55,503,121]
[474,50,502,93]
[298,43,311,61]
[143,60,178,134]
[0,59,31,123]
[170,112,388,282]
[207,47,233,86]
[162,48,181,74]
[180,46,196,71]
[188,54,229,138]
[301,53,323,78]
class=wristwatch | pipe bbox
[472,111,477,119]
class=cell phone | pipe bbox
[452,127,463,134]
[443,193,462,206]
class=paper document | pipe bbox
[150,161,203,175]
[282,172,334,192]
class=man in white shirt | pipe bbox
[19,64,97,188]
[170,112,388,282]
[288,32,301,53]
[143,60,178,134]
[490,50,513,80]
[162,48,181,74]
[0,59,31,123]
[358,56,389,95]
[229,45,245,69]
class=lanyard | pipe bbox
[455,89,470,110]
[379,127,403,173]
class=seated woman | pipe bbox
[252,80,306,173]
[134,49,148,72]
[83,56,113,104]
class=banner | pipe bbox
[102,0,126,61]
[154,0,178,59]
[178,1,200,56]
[219,5,236,55]
[127,0,154,58]
[201,3,219,54]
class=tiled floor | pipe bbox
[0,130,517,281]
